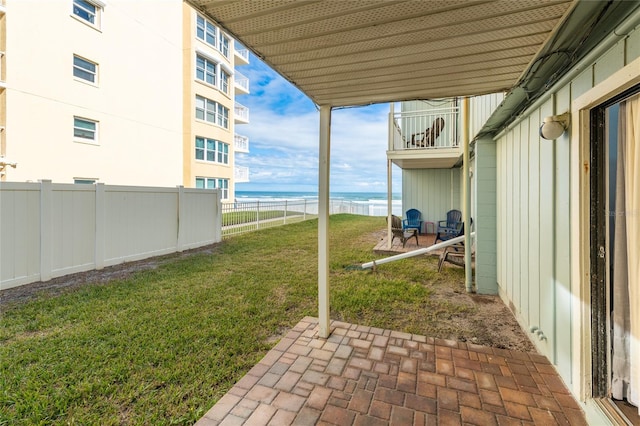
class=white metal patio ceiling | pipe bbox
[192,0,576,107]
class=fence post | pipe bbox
[39,180,52,282]
[177,186,185,252]
[284,200,288,224]
[214,189,222,241]
[256,200,260,230]
[304,199,307,220]
[95,183,105,270]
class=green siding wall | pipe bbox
[495,27,640,385]
[402,168,461,228]
[475,138,497,294]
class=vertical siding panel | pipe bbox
[555,85,573,381]
[594,42,625,86]
[627,28,640,63]
[528,113,541,331]
[512,125,521,311]
[505,131,514,300]
[496,140,503,288]
[519,120,530,321]
[538,99,555,360]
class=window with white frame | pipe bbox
[195,137,229,164]
[196,55,216,86]
[217,141,229,164]
[217,104,229,128]
[73,55,97,83]
[195,177,229,199]
[74,117,98,142]
[219,35,230,57]
[220,70,230,94]
[72,0,102,27]
[195,95,216,124]
[196,15,216,47]
[195,95,229,129]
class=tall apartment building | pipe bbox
[0,0,249,201]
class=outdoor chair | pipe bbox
[388,215,418,248]
[402,208,423,234]
[409,117,445,148]
[434,209,462,244]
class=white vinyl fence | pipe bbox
[0,181,222,290]
[222,198,402,237]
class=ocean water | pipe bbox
[235,191,401,202]
[235,191,402,216]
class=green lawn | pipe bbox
[0,214,464,425]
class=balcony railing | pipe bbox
[234,48,249,65]
[235,165,249,182]
[234,71,249,94]
[235,134,249,153]
[390,107,459,151]
[235,102,249,123]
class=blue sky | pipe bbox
[234,53,401,194]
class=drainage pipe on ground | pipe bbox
[361,232,475,269]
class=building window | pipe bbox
[220,70,230,94]
[195,95,229,129]
[195,137,229,164]
[196,55,216,86]
[72,0,101,27]
[74,178,96,184]
[196,15,216,47]
[195,136,215,162]
[217,141,229,164]
[73,55,97,83]
[218,104,229,128]
[196,177,229,199]
[196,95,217,124]
[74,117,98,142]
[219,35,230,57]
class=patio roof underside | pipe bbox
[194,0,577,107]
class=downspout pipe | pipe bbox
[361,232,475,269]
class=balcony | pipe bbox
[235,166,249,183]
[387,107,461,169]
[235,102,249,124]
[234,71,249,95]
[234,134,249,153]
[234,47,249,66]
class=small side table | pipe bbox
[423,221,436,234]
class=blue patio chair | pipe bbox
[434,209,462,244]
[402,208,423,234]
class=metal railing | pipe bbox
[221,198,398,238]
[234,48,249,64]
[234,133,249,153]
[234,71,249,93]
[235,102,249,123]
[390,107,459,151]
[234,166,249,182]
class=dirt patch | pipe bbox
[0,243,221,310]
[438,285,535,352]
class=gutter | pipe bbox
[479,1,640,140]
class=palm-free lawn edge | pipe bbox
[0,214,534,425]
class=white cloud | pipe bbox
[235,55,401,193]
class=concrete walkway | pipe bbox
[196,317,587,425]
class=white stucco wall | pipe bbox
[3,0,183,185]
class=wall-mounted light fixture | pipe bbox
[539,112,570,140]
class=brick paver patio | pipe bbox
[196,317,587,425]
